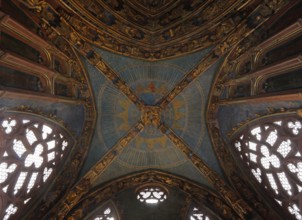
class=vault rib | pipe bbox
[158,123,252,219]
[156,0,286,109]
[84,48,146,110]
[19,0,146,110]
[50,120,145,219]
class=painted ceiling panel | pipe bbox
[217,100,302,141]
[2,0,298,219]
[0,98,85,137]
[79,47,224,184]
[98,84,140,147]
[94,159,213,189]
[169,59,224,175]
[79,48,224,180]
[95,46,213,75]
[80,58,139,175]
[116,65,184,105]
[115,131,187,168]
[80,46,226,180]
[80,47,226,185]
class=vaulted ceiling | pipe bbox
[51,0,256,60]
[0,0,301,220]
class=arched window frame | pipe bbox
[0,29,50,67]
[0,63,49,93]
[0,15,84,99]
[223,20,302,100]
[231,112,302,220]
[85,200,120,220]
[135,184,168,205]
[186,204,219,220]
[0,110,75,220]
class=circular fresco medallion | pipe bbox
[97,64,205,168]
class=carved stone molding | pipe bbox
[64,170,239,220]
[12,1,292,220]
[45,0,256,60]
[206,1,295,219]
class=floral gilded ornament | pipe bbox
[233,115,302,220]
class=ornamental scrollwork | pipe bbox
[64,171,239,220]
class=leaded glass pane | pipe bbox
[0,112,74,219]
[232,116,302,219]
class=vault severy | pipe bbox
[0,0,298,219]
[93,50,209,169]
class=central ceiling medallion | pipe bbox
[141,106,162,127]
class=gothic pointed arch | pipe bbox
[207,2,302,219]
[64,170,237,220]
[231,112,302,220]
[0,110,75,220]
[86,200,120,220]
[186,203,219,220]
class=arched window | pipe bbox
[88,201,119,220]
[187,206,217,220]
[261,68,302,94]
[94,207,115,220]
[232,114,302,219]
[1,32,47,65]
[136,184,168,204]
[0,111,74,220]
[0,66,46,92]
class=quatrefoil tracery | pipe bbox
[233,117,302,220]
[0,113,73,220]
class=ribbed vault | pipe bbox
[0,0,301,220]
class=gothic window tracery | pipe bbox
[94,207,115,220]
[189,207,210,220]
[0,111,74,220]
[90,202,119,220]
[186,203,218,220]
[136,185,168,204]
[232,115,302,219]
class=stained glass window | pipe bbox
[136,185,168,204]
[232,115,302,219]
[90,202,119,220]
[189,207,211,220]
[94,207,115,220]
[0,112,73,219]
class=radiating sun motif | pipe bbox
[115,99,134,132]
[98,64,204,168]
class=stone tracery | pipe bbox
[0,0,299,219]
[13,0,290,218]
[232,115,302,219]
[188,206,215,220]
[136,185,168,204]
[92,202,118,220]
[0,111,74,220]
